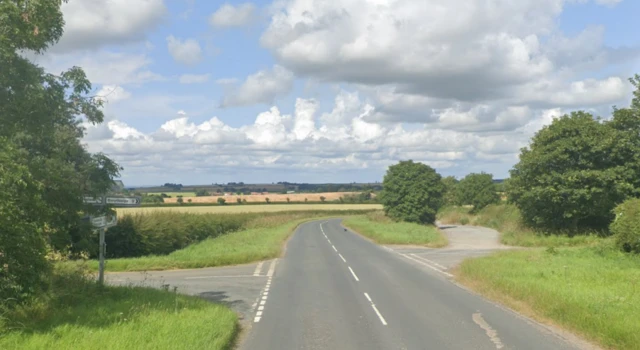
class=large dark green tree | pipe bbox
[456,172,500,212]
[441,176,459,206]
[380,160,445,224]
[1,0,120,302]
[508,106,639,231]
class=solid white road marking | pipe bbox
[332,245,338,252]
[348,266,360,281]
[473,313,505,349]
[363,293,387,325]
[267,259,277,277]
[253,261,264,276]
[338,253,346,263]
[401,254,453,277]
[185,275,267,280]
[411,254,448,270]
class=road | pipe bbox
[240,219,585,350]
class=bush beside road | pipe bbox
[342,211,448,247]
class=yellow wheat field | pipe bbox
[116,204,383,215]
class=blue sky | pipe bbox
[38,0,639,186]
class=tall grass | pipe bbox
[68,211,370,272]
[0,265,236,350]
[438,204,603,247]
[342,211,448,247]
[457,246,640,350]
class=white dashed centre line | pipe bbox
[332,245,338,252]
[348,266,360,281]
[364,293,388,326]
[338,253,346,263]
[255,274,274,323]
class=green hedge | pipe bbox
[102,212,253,258]
[611,198,640,253]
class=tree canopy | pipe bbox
[380,160,445,224]
[1,0,120,302]
[456,173,500,212]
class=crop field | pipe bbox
[144,191,197,197]
[160,191,365,204]
[116,203,382,215]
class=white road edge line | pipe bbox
[401,254,453,277]
[348,266,360,281]
[410,254,448,270]
[363,293,387,325]
[267,259,278,277]
[338,253,346,263]
[473,313,505,349]
[253,261,264,276]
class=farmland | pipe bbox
[159,191,366,204]
[116,203,382,215]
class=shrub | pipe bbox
[611,198,640,253]
[217,197,226,205]
[237,198,242,204]
[320,196,326,202]
[265,198,270,203]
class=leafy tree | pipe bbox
[320,196,326,202]
[237,198,242,204]
[177,196,184,205]
[187,199,192,203]
[217,197,226,205]
[509,111,636,231]
[380,160,445,224]
[441,176,459,205]
[265,197,270,203]
[456,173,500,212]
[286,197,290,203]
[195,189,209,197]
[0,0,120,302]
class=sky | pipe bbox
[29,0,640,186]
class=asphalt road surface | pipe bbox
[240,219,587,350]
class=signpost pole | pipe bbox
[98,227,106,286]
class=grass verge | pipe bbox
[455,246,640,350]
[438,205,603,247]
[342,211,448,247]
[0,266,237,350]
[68,212,359,272]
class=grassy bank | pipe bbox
[438,205,603,247]
[342,211,448,247]
[456,246,640,349]
[69,212,358,272]
[0,267,236,350]
[117,203,382,215]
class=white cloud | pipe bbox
[167,36,203,65]
[96,85,132,105]
[56,0,166,51]
[220,65,294,107]
[33,51,164,86]
[179,74,210,84]
[210,3,256,28]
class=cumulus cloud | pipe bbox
[179,74,210,84]
[167,36,203,65]
[210,3,256,28]
[56,0,166,51]
[220,65,294,107]
[84,89,574,183]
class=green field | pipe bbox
[457,247,640,350]
[117,203,382,215]
[342,211,448,247]
[0,267,236,350]
[70,212,354,272]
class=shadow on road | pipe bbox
[198,291,246,317]
[438,225,458,230]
